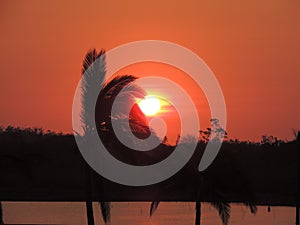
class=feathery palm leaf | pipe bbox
[210,202,230,225]
[99,202,111,224]
[100,75,137,99]
[82,49,105,75]
[96,76,143,121]
[96,75,151,139]
[150,201,160,217]
[81,49,106,132]
[244,202,257,214]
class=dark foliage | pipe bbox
[99,201,111,223]
[150,201,160,217]
[0,202,3,224]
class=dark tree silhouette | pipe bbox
[149,181,231,225]
[80,49,110,225]
[150,122,257,225]
[80,48,154,224]
[150,169,256,225]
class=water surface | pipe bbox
[3,202,295,225]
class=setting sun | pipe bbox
[138,96,161,116]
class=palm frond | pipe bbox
[96,75,153,140]
[150,201,160,217]
[129,119,151,138]
[100,75,137,98]
[81,49,106,132]
[114,82,146,99]
[99,201,111,224]
[108,82,146,119]
[210,202,230,225]
[96,75,141,123]
[244,202,257,214]
[82,49,105,75]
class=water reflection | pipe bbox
[3,202,295,225]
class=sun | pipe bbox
[138,96,161,116]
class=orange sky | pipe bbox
[0,0,299,141]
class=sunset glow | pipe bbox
[0,0,299,141]
[138,96,161,116]
[1,1,299,224]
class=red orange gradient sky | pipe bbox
[0,0,299,141]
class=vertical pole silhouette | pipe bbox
[86,201,94,225]
[0,202,3,225]
[195,201,201,225]
[296,132,300,225]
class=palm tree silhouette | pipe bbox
[80,49,111,225]
[80,48,152,224]
[150,173,256,225]
[150,124,257,225]
[149,178,231,225]
[81,48,254,225]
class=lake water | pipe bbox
[2,202,296,225]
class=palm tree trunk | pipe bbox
[86,201,94,225]
[195,201,201,225]
[296,132,300,225]
[85,164,95,225]
[0,201,3,224]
